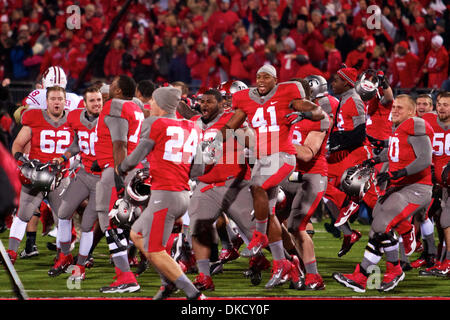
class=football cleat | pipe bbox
[193,273,215,291]
[153,283,178,300]
[334,202,360,227]
[135,259,149,277]
[401,226,416,256]
[19,245,39,259]
[240,230,269,258]
[418,261,442,277]
[6,250,17,265]
[188,292,207,300]
[304,273,325,291]
[264,259,292,289]
[411,254,436,269]
[219,247,240,264]
[68,265,85,281]
[338,229,362,257]
[99,268,140,293]
[332,264,367,293]
[210,260,224,275]
[415,240,423,253]
[289,255,304,290]
[48,252,73,277]
[378,262,405,292]
[243,253,271,286]
[433,259,450,277]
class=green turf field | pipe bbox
[1,220,448,299]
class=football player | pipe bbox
[117,87,206,300]
[7,86,73,264]
[324,67,368,257]
[47,87,104,280]
[22,66,84,112]
[187,89,259,291]
[94,75,144,293]
[333,94,434,292]
[420,92,450,276]
[209,65,324,288]
[281,84,332,290]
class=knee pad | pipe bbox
[373,231,398,249]
[105,228,128,254]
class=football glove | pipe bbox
[362,157,381,168]
[114,170,125,199]
[376,168,407,186]
[285,111,313,125]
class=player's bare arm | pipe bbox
[295,130,326,162]
[218,108,247,139]
[12,125,32,156]
[290,98,325,121]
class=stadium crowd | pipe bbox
[0,0,449,300]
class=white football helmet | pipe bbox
[42,66,68,89]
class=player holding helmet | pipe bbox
[7,86,72,264]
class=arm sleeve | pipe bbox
[104,116,129,142]
[404,134,432,175]
[119,138,155,172]
[66,134,80,156]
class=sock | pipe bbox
[384,243,399,264]
[225,220,239,242]
[25,232,36,252]
[210,242,219,262]
[8,217,28,252]
[174,273,200,299]
[361,248,382,272]
[268,240,285,261]
[305,260,318,274]
[446,250,450,260]
[76,231,93,265]
[58,219,72,255]
[217,225,232,250]
[255,218,268,234]
[398,237,409,263]
[196,259,211,277]
[339,222,353,236]
[112,253,130,272]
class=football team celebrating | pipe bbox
[4,63,450,299]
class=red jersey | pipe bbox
[95,99,144,168]
[388,117,434,187]
[232,81,306,158]
[317,94,339,125]
[333,88,366,133]
[422,112,450,185]
[67,109,99,175]
[146,116,201,191]
[366,94,393,141]
[21,108,72,165]
[291,114,331,175]
[192,112,251,184]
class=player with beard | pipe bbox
[333,94,434,292]
[94,75,144,293]
[7,86,72,264]
[420,92,450,276]
[47,87,104,280]
[207,65,324,288]
[117,87,205,300]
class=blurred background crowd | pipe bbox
[0,0,449,100]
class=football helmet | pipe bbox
[340,164,375,199]
[18,160,64,193]
[355,69,380,101]
[42,66,68,89]
[125,168,151,207]
[109,198,142,230]
[305,75,328,100]
[218,80,248,100]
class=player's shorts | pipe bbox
[441,188,450,229]
[95,167,139,231]
[251,152,296,190]
[370,183,432,237]
[16,176,70,223]
[188,178,255,241]
[132,190,190,253]
[281,173,327,233]
[58,167,103,233]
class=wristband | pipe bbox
[61,154,68,162]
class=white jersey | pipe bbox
[24,89,83,111]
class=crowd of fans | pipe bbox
[0,0,449,95]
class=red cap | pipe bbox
[416,16,425,24]
[240,35,250,44]
[337,67,358,87]
[398,41,409,49]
